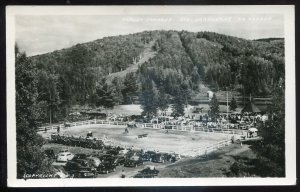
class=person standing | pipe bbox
[121,170,126,178]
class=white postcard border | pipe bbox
[6,5,296,187]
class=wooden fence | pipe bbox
[140,123,245,135]
[189,139,232,157]
[39,120,236,157]
[39,119,246,138]
[190,96,272,105]
[38,119,127,132]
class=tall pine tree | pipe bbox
[140,79,159,117]
[171,86,185,117]
[157,89,169,115]
[209,94,219,121]
[95,79,116,110]
[122,72,138,104]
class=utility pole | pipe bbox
[227,89,229,139]
[49,93,52,125]
[49,107,52,125]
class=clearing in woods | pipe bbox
[106,40,157,81]
[49,124,228,156]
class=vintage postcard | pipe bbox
[6,5,296,187]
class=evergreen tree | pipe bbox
[157,89,169,114]
[64,44,95,104]
[36,71,60,124]
[252,78,285,176]
[95,79,116,110]
[140,79,159,117]
[111,77,124,104]
[181,80,192,107]
[191,66,201,90]
[15,46,51,178]
[209,94,219,121]
[122,72,138,104]
[229,97,237,111]
[87,92,99,108]
[171,86,185,117]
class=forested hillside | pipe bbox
[28,30,284,123]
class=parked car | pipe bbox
[152,153,166,163]
[126,149,143,158]
[174,154,181,160]
[74,170,97,178]
[57,151,74,162]
[140,166,159,175]
[86,156,101,167]
[59,149,70,153]
[50,133,59,142]
[144,151,157,161]
[112,155,126,166]
[64,159,97,178]
[74,170,96,178]
[72,153,88,160]
[44,149,55,159]
[141,152,152,162]
[134,166,159,178]
[97,160,117,174]
[167,153,181,162]
[106,149,120,156]
[124,155,143,167]
[98,154,114,162]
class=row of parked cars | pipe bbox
[50,134,105,150]
[133,166,160,178]
[44,146,181,178]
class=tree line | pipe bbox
[28,30,284,124]
[16,47,57,178]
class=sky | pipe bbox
[15,14,284,56]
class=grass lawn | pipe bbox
[158,143,257,177]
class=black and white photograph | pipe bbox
[6,5,296,187]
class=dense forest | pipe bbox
[27,30,284,123]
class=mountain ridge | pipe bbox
[28,30,284,121]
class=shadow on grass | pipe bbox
[224,140,285,177]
